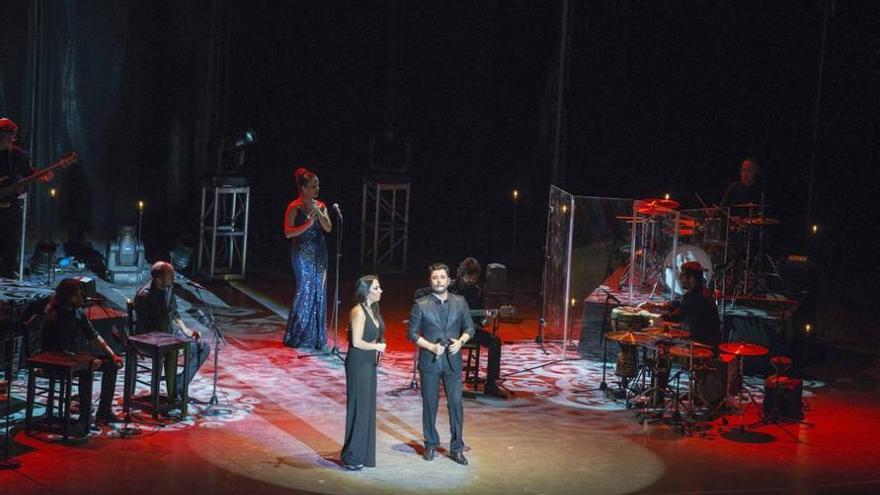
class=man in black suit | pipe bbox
[408,263,475,465]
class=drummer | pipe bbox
[720,157,763,207]
[640,261,721,348]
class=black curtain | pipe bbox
[0,0,228,259]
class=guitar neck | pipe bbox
[0,153,76,200]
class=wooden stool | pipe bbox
[123,332,191,419]
[462,341,482,394]
[25,351,96,443]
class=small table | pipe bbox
[123,332,191,419]
[25,351,96,443]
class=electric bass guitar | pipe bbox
[0,151,78,207]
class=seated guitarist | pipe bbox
[449,257,508,398]
[0,117,54,278]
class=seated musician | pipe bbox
[641,261,721,348]
[415,257,507,398]
[134,261,209,401]
[42,278,124,424]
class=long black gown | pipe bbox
[340,305,384,467]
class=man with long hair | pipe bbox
[42,278,123,424]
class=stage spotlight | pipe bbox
[215,129,256,177]
[513,189,519,201]
[231,129,256,149]
[811,224,819,234]
[106,225,145,284]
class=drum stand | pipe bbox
[634,347,672,424]
[717,356,761,433]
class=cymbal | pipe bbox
[636,205,675,216]
[643,326,690,339]
[669,345,713,360]
[678,216,698,228]
[616,215,647,223]
[636,198,679,216]
[732,202,766,209]
[604,331,656,345]
[663,228,695,237]
[745,215,780,226]
[718,342,769,357]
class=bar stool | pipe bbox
[462,341,482,393]
[25,351,96,443]
[123,332,191,419]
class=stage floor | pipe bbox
[2,275,879,495]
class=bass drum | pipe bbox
[663,244,714,296]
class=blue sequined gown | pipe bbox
[284,208,328,349]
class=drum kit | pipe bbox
[603,307,771,433]
[621,196,782,300]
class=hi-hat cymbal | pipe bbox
[604,331,657,345]
[718,342,769,356]
[745,215,781,226]
[732,202,766,209]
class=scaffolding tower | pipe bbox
[198,182,250,280]
[360,177,410,272]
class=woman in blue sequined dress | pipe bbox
[283,167,332,349]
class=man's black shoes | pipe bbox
[450,451,469,465]
[422,446,436,461]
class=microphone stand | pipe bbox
[189,283,229,416]
[299,204,345,363]
[329,206,344,362]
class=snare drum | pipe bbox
[610,306,646,332]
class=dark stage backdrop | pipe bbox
[1,1,877,317]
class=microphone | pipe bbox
[332,203,342,217]
[85,296,106,303]
[432,338,444,362]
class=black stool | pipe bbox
[25,351,96,443]
[462,341,482,396]
[123,332,191,419]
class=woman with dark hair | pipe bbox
[283,167,332,349]
[340,275,385,470]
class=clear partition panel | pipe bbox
[541,186,575,362]
[542,187,636,360]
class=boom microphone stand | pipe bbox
[187,281,229,416]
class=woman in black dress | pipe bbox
[340,275,386,470]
